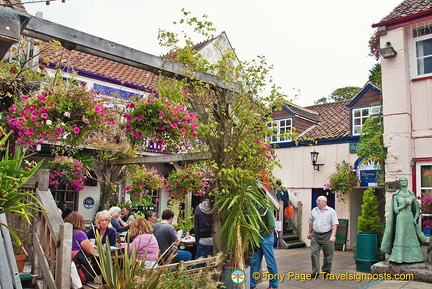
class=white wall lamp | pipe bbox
[310,150,324,171]
[377,42,397,59]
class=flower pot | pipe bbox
[15,252,27,272]
[355,233,378,273]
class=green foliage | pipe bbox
[328,161,358,193]
[368,63,382,88]
[94,231,222,289]
[357,187,382,237]
[314,86,361,104]
[0,132,44,247]
[357,112,386,183]
[166,164,209,200]
[157,10,288,268]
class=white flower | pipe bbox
[46,120,52,125]
[64,111,71,118]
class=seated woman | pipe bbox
[121,206,135,225]
[86,210,117,246]
[144,211,157,224]
[65,211,97,285]
[125,218,159,268]
[109,206,130,233]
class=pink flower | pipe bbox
[56,128,63,134]
[73,127,80,134]
[136,114,143,120]
[41,113,48,119]
[30,115,37,121]
[171,123,178,129]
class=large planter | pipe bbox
[221,266,250,289]
[355,233,378,273]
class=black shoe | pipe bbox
[311,272,320,278]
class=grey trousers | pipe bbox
[310,231,334,274]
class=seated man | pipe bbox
[153,209,192,264]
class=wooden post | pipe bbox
[56,223,72,289]
[38,169,50,191]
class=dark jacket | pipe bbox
[194,205,213,244]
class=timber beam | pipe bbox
[110,152,211,165]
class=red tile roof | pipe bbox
[40,43,160,89]
[302,100,351,140]
[375,0,432,25]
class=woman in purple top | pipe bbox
[86,210,117,246]
[127,218,159,268]
[65,211,95,255]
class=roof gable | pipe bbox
[348,82,381,108]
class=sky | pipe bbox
[24,0,404,107]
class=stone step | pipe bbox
[286,241,306,249]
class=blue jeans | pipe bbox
[250,234,278,288]
[194,243,213,268]
[173,249,192,263]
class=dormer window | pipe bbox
[266,118,292,143]
[352,105,380,135]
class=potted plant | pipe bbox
[124,166,165,211]
[420,189,432,236]
[165,165,209,200]
[356,187,382,273]
[0,132,44,272]
[48,155,88,192]
[327,161,359,202]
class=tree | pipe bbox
[314,86,361,104]
[368,63,382,88]
[157,10,289,275]
[358,187,382,237]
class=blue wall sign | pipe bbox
[83,197,95,209]
[355,157,382,187]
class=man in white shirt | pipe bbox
[307,196,338,277]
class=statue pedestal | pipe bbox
[372,246,432,283]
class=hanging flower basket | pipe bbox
[326,161,358,202]
[5,84,109,148]
[48,156,87,192]
[124,166,165,204]
[166,166,209,200]
[121,96,199,153]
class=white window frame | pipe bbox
[351,105,380,136]
[410,25,432,79]
[266,118,292,143]
[415,162,432,231]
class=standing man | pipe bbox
[250,203,279,289]
[153,209,192,263]
[307,195,338,277]
[194,196,214,263]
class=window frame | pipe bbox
[266,117,293,143]
[351,105,381,136]
[410,25,432,79]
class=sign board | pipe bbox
[355,157,381,187]
[335,219,348,251]
[275,220,282,232]
[83,197,95,209]
[349,142,358,153]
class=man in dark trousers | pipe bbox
[307,196,338,277]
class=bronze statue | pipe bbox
[381,177,426,263]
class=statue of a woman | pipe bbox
[381,177,426,263]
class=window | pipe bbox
[352,105,380,135]
[412,26,432,77]
[266,118,292,143]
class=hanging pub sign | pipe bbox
[355,157,382,187]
